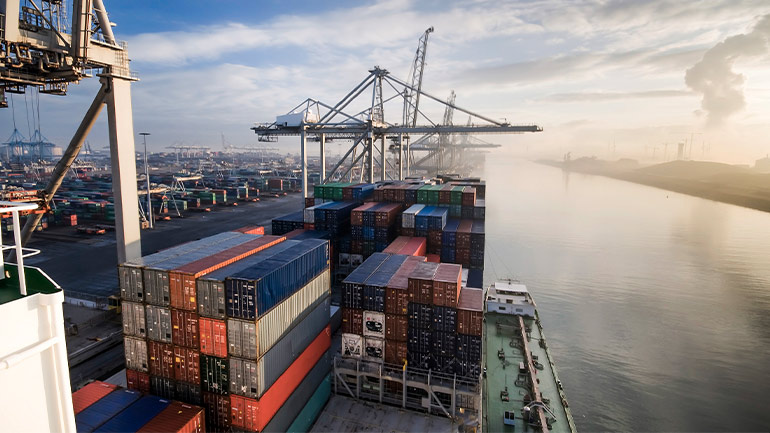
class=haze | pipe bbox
[2,0,769,165]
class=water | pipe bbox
[480,156,770,432]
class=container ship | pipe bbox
[0,177,575,433]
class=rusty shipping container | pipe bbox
[229,298,330,399]
[457,286,484,336]
[341,307,363,335]
[126,369,150,393]
[174,346,201,384]
[137,401,205,433]
[385,314,408,342]
[148,341,175,379]
[227,270,330,359]
[171,310,199,348]
[145,305,173,343]
[384,339,408,365]
[199,317,228,357]
[432,263,463,308]
[202,392,231,431]
[407,261,438,304]
[385,256,426,315]
[122,301,146,338]
[124,336,148,373]
[229,326,331,432]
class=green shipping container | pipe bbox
[288,376,331,433]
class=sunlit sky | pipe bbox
[2,0,770,164]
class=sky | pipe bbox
[3,0,770,164]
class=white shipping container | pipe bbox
[276,110,319,127]
[338,253,350,267]
[341,333,362,358]
[124,336,148,372]
[350,254,363,267]
[363,310,385,338]
[227,269,330,359]
[121,301,146,338]
[304,205,317,224]
[402,204,425,229]
[145,305,173,343]
[364,337,385,363]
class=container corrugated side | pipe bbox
[229,325,331,432]
[202,392,231,431]
[171,310,199,348]
[75,388,142,432]
[124,336,148,372]
[262,353,331,433]
[199,317,228,357]
[173,346,201,384]
[121,301,146,338]
[126,369,150,393]
[72,381,117,415]
[148,341,175,379]
[149,377,202,405]
[93,395,171,433]
[137,401,205,433]
[201,354,229,394]
[146,305,172,343]
[229,298,330,398]
[227,269,330,359]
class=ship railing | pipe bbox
[0,201,42,296]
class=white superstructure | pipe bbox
[486,280,536,317]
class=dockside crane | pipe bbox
[1,0,142,262]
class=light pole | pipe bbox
[139,132,153,229]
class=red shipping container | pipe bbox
[284,229,307,239]
[461,187,476,206]
[432,263,463,308]
[382,236,409,254]
[351,203,378,226]
[385,287,409,315]
[303,223,315,230]
[233,225,265,235]
[230,326,331,432]
[394,185,406,203]
[305,197,315,208]
[171,310,200,348]
[456,220,473,250]
[72,381,117,414]
[407,261,437,304]
[426,254,440,263]
[374,203,402,227]
[170,235,286,310]
[138,401,205,433]
[385,339,408,365]
[203,391,231,430]
[199,317,228,357]
[126,369,150,393]
[457,286,484,337]
[148,341,175,379]
[385,314,408,342]
[173,346,201,384]
[439,183,454,204]
[341,307,363,335]
[398,237,427,256]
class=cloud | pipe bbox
[685,14,770,126]
[545,90,692,102]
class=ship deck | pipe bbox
[483,311,576,433]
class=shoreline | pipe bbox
[538,160,770,214]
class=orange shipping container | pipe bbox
[72,381,117,414]
[457,286,484,337]
[385,339,408,365]
[138,401,205,433]
[171,310,199,348]
[385,314,408,342]
[148,341,175,379]
[229,326,331,432]
[233,225,265,235]
[199,317,228,357]
[432,263,463,308]
[173,346,201,384]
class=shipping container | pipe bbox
[229,298,330,398]
[407,261,438,304]
[407,327,432,355]
[385,256,426,315]
[75,388,142,433]
[149,377,202,405]
[92,395,170,433]
[271,211,305,235]
[199,317,228,357]
[362,254,408,312]
[382,236,409,254]
[146,305,173,343]
[173,346,201,384]
[342,252,388,309]
[384,339,408,365]
[433,305,458,333]
[122,301,146,338]
[124,336,148,373]
[432,263,462,308]
[399,236,427,256]
[171,310,199,348]
[455,359,481,378]
[148,341,175,379]
[433,354,455,374]
[341,332,363,358]
[233,225,266,235]
[407,302,433,330]
[72,381,117,415]
[126,369,150,393]
[362,310,385,338]
[351,202,378,226]
[341,307,363,335]
[202,392,231,431]
[226,239,329,320]
[385,314,408,342]
[363,337,385,363]
[198,240,299,319]
[456,219,473,250]
[283,375,331,433]
[229,326,331,432]
[456,334,483,363]
[138,401,205,433]
[201,354,229,394]
[406,351,431,370]
[457,286,484,337]
[432,330,457,357]
[227,270,330,359]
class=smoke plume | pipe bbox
[685,15,770,126]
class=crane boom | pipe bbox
[403,27,433,127]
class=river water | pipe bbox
[479,156,770,432]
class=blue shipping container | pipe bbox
[93,395,170,433]
[75,389,141,433]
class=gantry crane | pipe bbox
[1,0,142,262]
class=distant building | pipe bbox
[756,156,770,173]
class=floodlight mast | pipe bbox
[1,0,142,262]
